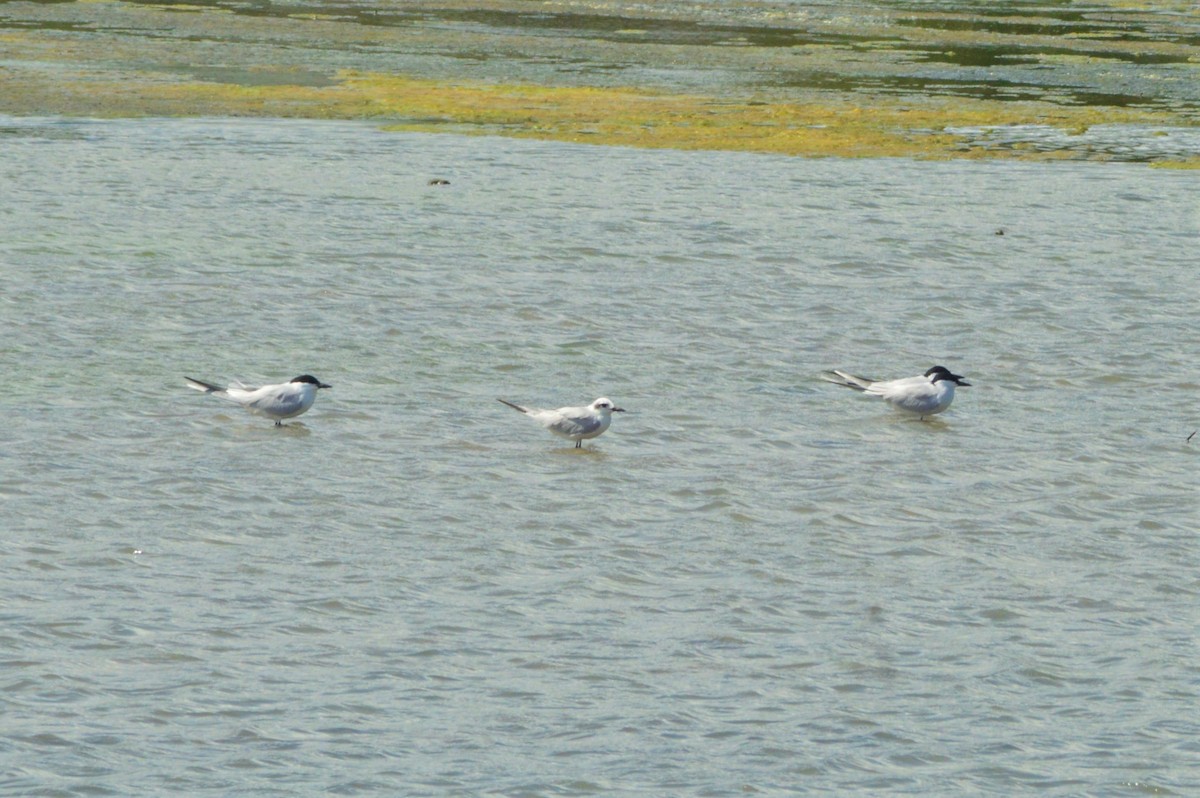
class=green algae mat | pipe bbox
[2,1,1198,162]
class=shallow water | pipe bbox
[2,116,1198,796]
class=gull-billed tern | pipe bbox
[498,397,625,448]
[821,365,970,419]
[186,374,331,426]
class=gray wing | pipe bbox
[871,375,932,401]
[247,385,302,415]
[545,411,603,437]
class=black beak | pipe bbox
[612,407,626,412]
[954,377,970,387]
[319,382,332,389]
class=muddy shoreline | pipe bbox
[2,1,1198,161]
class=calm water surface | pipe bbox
[2,117,1198,796]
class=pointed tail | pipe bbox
[185,377,225,395]
[820,370,875,392]
[497,398,530,414]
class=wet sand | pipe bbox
[1,1,1198,161]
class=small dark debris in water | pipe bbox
[1188,430,1196,443]
[428,178,450,186]
[994,228,1005,235]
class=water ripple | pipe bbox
[1,116,1197,796]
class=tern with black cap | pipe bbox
[186,374,331,426]
[821,365,969,419]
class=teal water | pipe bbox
[2,116,1198,796]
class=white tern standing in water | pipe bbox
[498,397,625,448]
[821,365,969,419]
[186,374,331,426]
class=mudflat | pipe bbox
[2,1,1197,161]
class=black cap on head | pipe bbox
[925,365,968,386]
[291,375,332,388]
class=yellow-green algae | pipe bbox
[0,30,1189,162]
[25,68,1181,161]
[1148,158,1200,170]
[1,0,1198,163]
